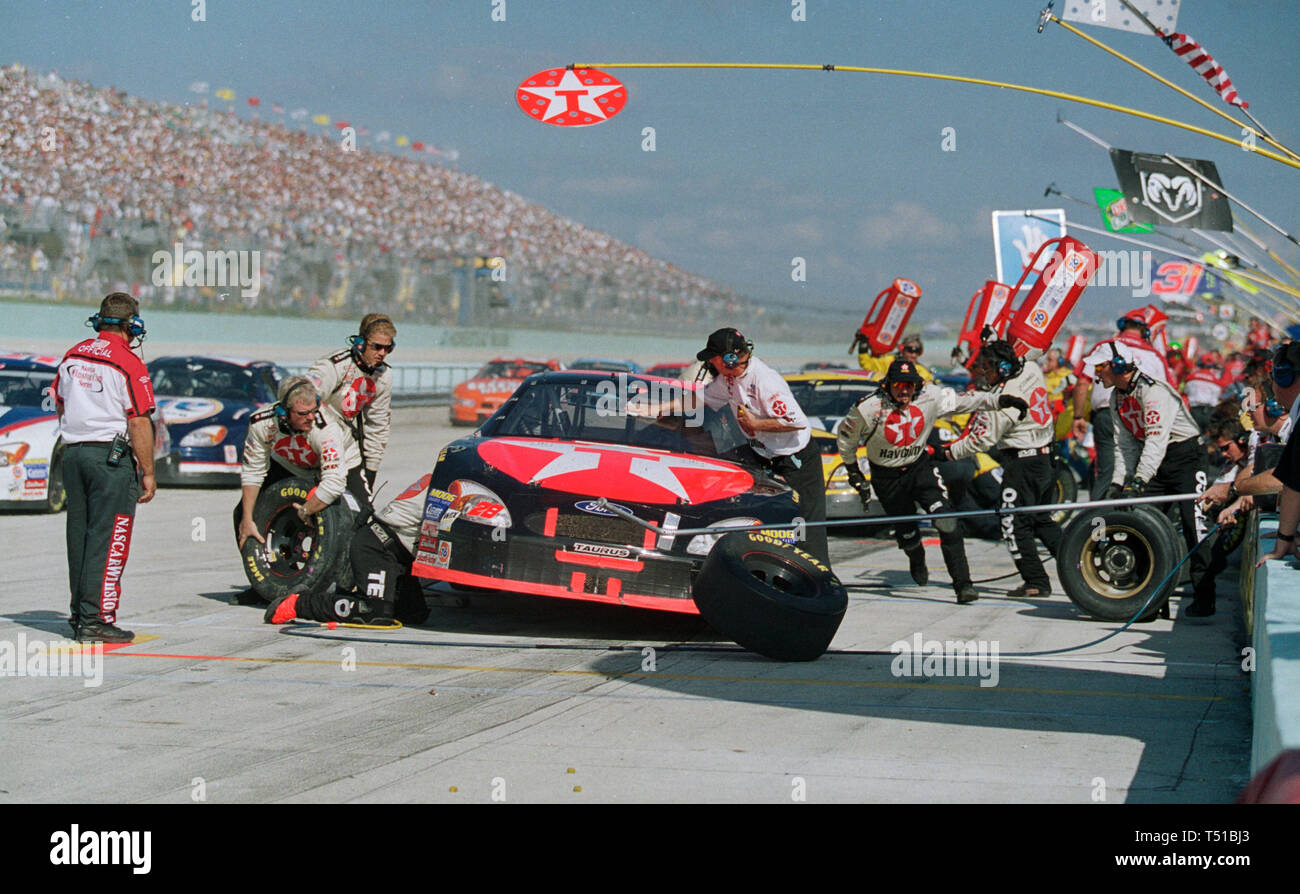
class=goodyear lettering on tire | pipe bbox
[245,554,266,582]
[744,532,833,575]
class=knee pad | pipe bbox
[928,500,957,534]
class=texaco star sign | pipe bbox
[517,68,627,126]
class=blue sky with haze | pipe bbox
[3,0,1297,327]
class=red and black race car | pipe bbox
[413,371,805,614]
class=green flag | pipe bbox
[1094,187,1153,233]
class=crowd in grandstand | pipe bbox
[0,63,746,330]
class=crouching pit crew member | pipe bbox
[697,328,829,564]
[836,358,1028,603]
[1090,341,1213,616]
[942,340,1063,598]
[235,376,369,556]
[264,474,432,628]
[309,313,395,489]
[55,292,157,643]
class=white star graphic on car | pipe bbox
[494,439,732,499]
[526,69,621,122]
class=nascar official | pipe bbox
[836,358,1028,603]
[942,340,1062,598]
[309,313,395,489]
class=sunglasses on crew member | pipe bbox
[366,341,396,354]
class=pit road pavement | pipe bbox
[0,407,1252,802]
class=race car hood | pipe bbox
[477,437,755,505]
[156,396,259,434]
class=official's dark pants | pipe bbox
[295,524,428,624]
[869,456,972,590]
[997,451,1064,591]
[65,441,140,627]
[1089,407,1114,500]
[772,438,829,564]
[1148,437,1213,595]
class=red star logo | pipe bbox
[1118,395,1145,439]
[517,68,627,127]
[340,377,376,417]
[1028,387,1052,425]
[273,434,318,468]
[883,404,926,446]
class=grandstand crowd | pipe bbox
[0,63,748,331]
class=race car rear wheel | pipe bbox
[1059,507,1179,621]
[240,477,355,601]
[693,531,847,661]
[43,445,67,514]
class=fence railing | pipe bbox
[282,362,482,404]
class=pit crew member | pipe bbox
[309,313,395,489]
[1091,341,1212,616]
[836,358,1027,603]
[942,340,1063,599]
[697,327,829,564]
[263,474,432,628]
[235,376,367,551]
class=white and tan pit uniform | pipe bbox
[309,350,393,478]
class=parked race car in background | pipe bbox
[643,361,693,379]
[148,356,288,485]
[783,370,881,519]
[449,357,563,427]
[0,353,66,511]
[414,371,807,614]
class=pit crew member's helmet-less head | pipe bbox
[971,339,1020,389]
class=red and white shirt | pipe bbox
[1076,333,1170,412]
[700,357,810,458]
[240,407,360,505]
[54,332,155,442]
[308,350,393,473]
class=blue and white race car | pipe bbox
[0,353,66,511]
[148,356,288,486]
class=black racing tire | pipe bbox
[692,531,848,661]
[240,477,355,602]
[43,444,67,513]
[1059,507,1179,621]
[1049,462,1078,526]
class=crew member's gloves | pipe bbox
[1122,477,1148,497]
[844,463,873,508]
[1104,483,1124,500]
[927,443,952,463]
[998,394,1029,420]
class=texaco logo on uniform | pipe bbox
[1028,387,1052,425]
[1118,395,1145,439]
[883,404,926,446]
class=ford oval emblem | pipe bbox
[575,500,630,516]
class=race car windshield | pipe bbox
[150,362,264,402]
[0,370,55,409]
[786,380,879,418]
[485,379,756,463]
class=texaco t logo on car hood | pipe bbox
[517,68,627,126]
[477,438,753,504]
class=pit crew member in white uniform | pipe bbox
[309,313,395,489]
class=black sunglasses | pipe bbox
[366,341,396,353]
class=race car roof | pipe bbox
[0,352,59,372]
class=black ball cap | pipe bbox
[886,358,923,384]
[697,327,749,362]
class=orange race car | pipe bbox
[450,357,563,426]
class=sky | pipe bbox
[3,0,1298,330]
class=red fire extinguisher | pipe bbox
[1005,236,1102,359]
[957,280,1013,363]
[851,278,921,357]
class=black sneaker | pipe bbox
[76,621,135,643]
[955,584,979,604]
[907,549,929,586]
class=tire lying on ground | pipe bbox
[1058,506,1179,621]
[693,531,848,661]
[240,477,356,602]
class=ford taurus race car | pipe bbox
[0,353,65,511]
[414,371,803,613]
[148,355,288,485]
[450,357,563,426]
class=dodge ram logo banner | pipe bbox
[1109,149,1233,230]
[517,68,627,126]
